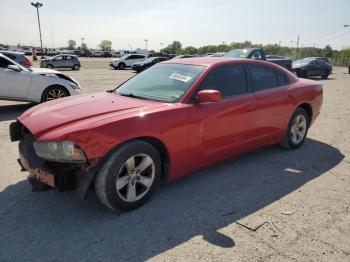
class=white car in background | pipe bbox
[110,54,147,69]
[0,53,81,103]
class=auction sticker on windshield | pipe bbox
[169,73,192,82]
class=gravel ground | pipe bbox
[0,58,349,262]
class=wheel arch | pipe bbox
[297,102,313,126]
[102,136,171,182]
[41,84,70,102]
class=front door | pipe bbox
[188,64,258,165]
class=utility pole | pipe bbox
[31,2,44,58]
[144,39,148,51]
[296,35,300,59]
[160,42,163,52]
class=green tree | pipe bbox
[161,41,183,54]
[99,40,112,51]
[183,46,197,54]
[81,43,88,51]
[67,39,76,50]
[323,45,333,58]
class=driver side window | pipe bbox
[251,51,263,60]
[198,65,248,98]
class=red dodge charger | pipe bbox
[10,58,323,211]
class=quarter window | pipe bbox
[248,65,279,92]
[277,72,289,86]
[198,65,248,98]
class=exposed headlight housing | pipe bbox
[33,141,86,162]
[69,83,80,90]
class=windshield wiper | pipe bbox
[117,92,147,100]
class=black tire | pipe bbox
[95,140,161,211]
[72,64,80,70]
[118,63,126,70]
[297,70,307,78]
[282,108,309,149]
[41,85,69,102]
[46,64,53,69]
[321,70,329,79]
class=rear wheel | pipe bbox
[72,64,80,70]
[321,70,329,79]
[46,64,53,69]
[297,70,307,78]
[282,108,309,149]
[41,86,69,102]
[118,63,126,70]
[95,140,161,211]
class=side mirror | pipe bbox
[196,89,222,103]
[7,65,21,72]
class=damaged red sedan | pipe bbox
[10,58,323,211]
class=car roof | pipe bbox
[161,57,271,67]
[0,50,25,56]
[58,54,78,57]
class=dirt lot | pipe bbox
[0,58,349,262]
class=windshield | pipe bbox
[293,59,310,65]
[224,49,250,58]
[115,63,206,102]
[144,57,156,63]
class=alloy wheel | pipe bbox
[46,88,67,101]
[290,114,307,144]
[115,154,155,202]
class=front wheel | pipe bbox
[46,64,53,69]
[95,140,161,211]
[118,63,126,70]
[282,108,309,149]
[41,86,69,102]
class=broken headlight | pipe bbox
[33,141,86,162]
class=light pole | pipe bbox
[31,2,44,58]
[144,39,148,51]
[290,35,300,59]
[160,42,163,52]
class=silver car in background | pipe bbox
[40,54,81,70]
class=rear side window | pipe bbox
[0,57,13,68]
[277,72,289,86]
[199,65,248,98]
[248,65,279,92]
[4,54,16,60]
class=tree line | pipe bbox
[67,39,112,51]
[161,41,350,66]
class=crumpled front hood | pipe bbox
[18,92,163,138]
[30,67,61,74]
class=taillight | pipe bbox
[23,58,33,66]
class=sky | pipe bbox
[1,0,350,51]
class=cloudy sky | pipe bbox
[1,0,349,50]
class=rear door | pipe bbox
[188,64,258,165]
[0,57,31,100]
[247,65,294,144]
